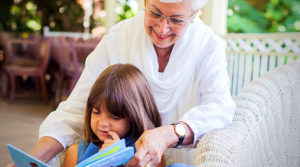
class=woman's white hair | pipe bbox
[159,0,209,10]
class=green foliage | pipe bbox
[116,0,138,23]
[0,0,13,31]
[227,0,300,33]
[45,0,84,32]
[3,0,298,34]
[0,0,84,33]
[5,1,41,33]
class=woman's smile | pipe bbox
[153,28,171,40]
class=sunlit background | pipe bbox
[0,0,299,36]
[0,0,299,166]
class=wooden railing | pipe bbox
[224,33,300,96]
[43,26,93,39]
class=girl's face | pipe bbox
[91,105,130,142]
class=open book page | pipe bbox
[76,139,134,167]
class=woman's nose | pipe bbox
[157,18,170,35]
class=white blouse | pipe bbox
[40,12,235,164]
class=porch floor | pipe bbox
[0,97,52,166]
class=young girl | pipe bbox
[64,64,163,167]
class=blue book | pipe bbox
[7,144,49,167]
[7,139,134,167]
[76,139,134,167]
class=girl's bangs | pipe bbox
[103,88,128,118]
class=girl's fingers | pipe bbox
[107,131,120,141]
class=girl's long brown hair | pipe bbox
[84,64,161,145]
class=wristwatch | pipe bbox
[171,122,185,148]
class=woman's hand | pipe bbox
[5,163,15,167]
[126,125,177,167]
[99,131,120,151]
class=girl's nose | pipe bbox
[99,120,109,127]
[98,114,110,127]
[98,119,110,130]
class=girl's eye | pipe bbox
[92,110,100,115]
[110,114,121,120]
[92,108,100,114]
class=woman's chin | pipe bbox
[151,34,177,49]
[153,41,173,49]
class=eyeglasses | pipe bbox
[144,8,194,27]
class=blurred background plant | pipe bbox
[227,0,300,33]
[0,0,299,34]
[115,0,138,23]
[0,0,85,36]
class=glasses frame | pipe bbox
[143,8,195,28]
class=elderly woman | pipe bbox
[32,0,235,166]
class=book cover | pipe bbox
[76,139,134,167]
[7,144,49,167]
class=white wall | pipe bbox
[104,0,117,32]
[201,0,228,35]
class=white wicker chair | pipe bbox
[47,150,66,166]
[194,60,300,167]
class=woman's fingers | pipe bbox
[128,140,148,167]
[6,163,15,167]
[126,127,169,167]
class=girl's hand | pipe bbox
[99,131,120,151]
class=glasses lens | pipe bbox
[169,17,186,27]
[147,10,163,21]
[145,9,188,27]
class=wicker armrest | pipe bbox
[195,129,243,167]
[195,61,300,167]
[47,150,66,167]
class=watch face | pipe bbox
[175,124,185,137]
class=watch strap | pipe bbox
[176,135,184,148]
